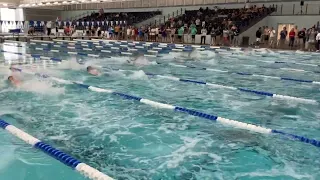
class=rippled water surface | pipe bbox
[0,44,319,180]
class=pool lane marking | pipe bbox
[0,119,113,180]
[11,67,320,148]
[3,45,320,86]
[25,40,320,74]
[113,69,317,104]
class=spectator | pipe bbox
[256,27,262,45]
[268,27,276,48]
[91,26,96,36]
[155,26,159,42]
[46,21,52,36]
[294,25,299,47]
[144,27,149,41]
[279,27,287,48]
[223,27,229,46]
[298,28,306,50]
[170,27,176,43]
[232,26,240,46]
[316,31,320,51]
[306,27,316,51]
[150,27,156,42]
[114,25,120,39]
[138,27,143,41]
[178,26,184,43]
[161,26,167,42]
[201,27,207,44]
[195,18,201,28]
[190,25,197,44]
[210,27,216,45]
[215,27,222,45]
[127,26,131,40]
[263,26,269,43]
[288,28,295,49]
[97,27,102,37]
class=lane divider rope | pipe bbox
[114,69,317,104]
[11,67,320,148]
[0,119,113,180]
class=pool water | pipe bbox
[0,43,319,180]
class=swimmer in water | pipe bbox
[8,76,21,87]
[87,66,100,76]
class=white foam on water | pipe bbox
[133,56,151,67]
[235,162,314,179]
[57,58,83,70]
[127,70,149,80]
[158,136,222,169]
[109,134,118,143]
[18,78,65,95]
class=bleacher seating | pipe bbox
[165,5,275,33]
[78,11,162,25]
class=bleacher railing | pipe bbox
[150,8,185,26]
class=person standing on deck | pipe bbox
[288,28,296,49]
[279,27,287,48]
[255,27,262,46]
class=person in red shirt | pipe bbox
[288,28,296,49]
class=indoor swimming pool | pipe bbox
[0,39,319,180]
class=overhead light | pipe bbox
[92,0,97,2]
[32,3,36,6]
[62,1,68,4]
[53,2,60,4]
[71,1,77,3]
[3,3,7,6]
[45,2,51,5]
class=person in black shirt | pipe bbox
[232,27,240,46]
[256,27,262,46]
[298,28,306,50]
[215,27,222,45]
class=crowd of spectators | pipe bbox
[79,10,162,24]
[57,5,274,46]
[255,25,320,51]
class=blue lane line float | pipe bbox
[166,63,320,85]
[10,40,320,85]
[116,69,317,104]
[1,50,64,62]
[0,119,113,180]
[28,39,320,75]
[5,41,320,84]
[11,67,320,148]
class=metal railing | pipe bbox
[271,3,320,15]
[149,8,185,27]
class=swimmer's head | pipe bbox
[8,76,14,82]
[87,66,93,71]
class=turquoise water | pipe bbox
[0,44,319,180]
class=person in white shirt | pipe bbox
[196,18,200,27]
[200,27,207,44]
[268,27,276,48]
[126,26,131,40]
[46,21,52,36]
[316,31,320,51]
[150,27,156,42]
